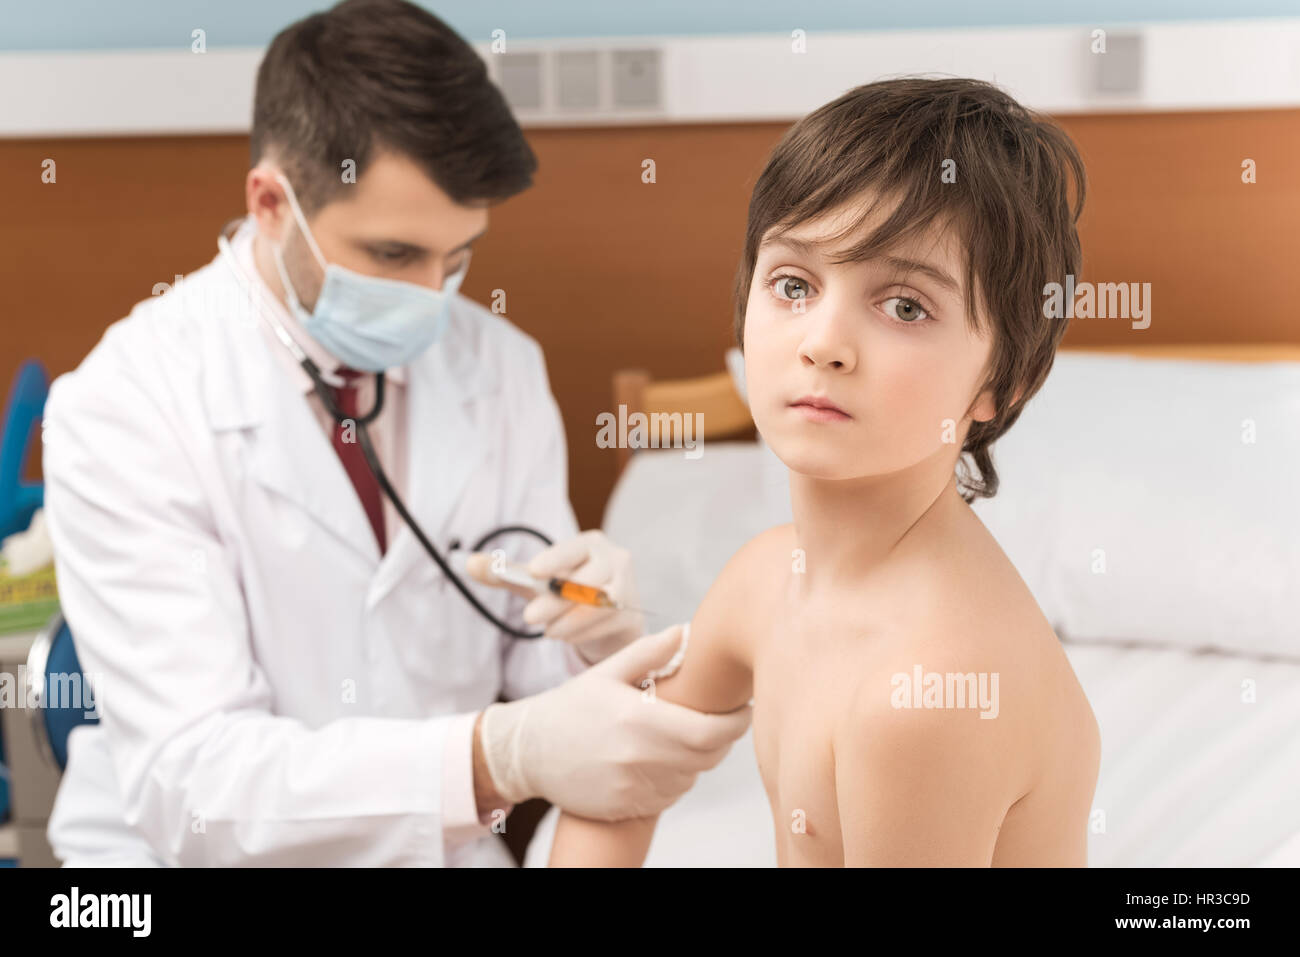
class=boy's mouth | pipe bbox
[788,395,852,422]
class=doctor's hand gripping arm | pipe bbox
[41,343,464,867]
[479,624,751,823]
[473,337,750,823]
[467,335,748,821]
[547,537,756,866]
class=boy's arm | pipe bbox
[548,533,762,867]
[548,811,659,867]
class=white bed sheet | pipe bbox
[524,442,1300,867]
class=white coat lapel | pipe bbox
[200,273,381,567]
[366,304,499,609]
[247,375,383,566]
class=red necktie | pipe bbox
[328,369,387,555]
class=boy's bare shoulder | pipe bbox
[649,526,800,714]
[739,522,800,561]
[832,507,1101,862]
[887,500,1062,662]
[688,524,793,667]
[705,522,798,604]
[854,503,1095,786]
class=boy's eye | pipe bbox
[882,296,930,323]
[771,275,811,300]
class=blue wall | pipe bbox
[1,0,1295,52]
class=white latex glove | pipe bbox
[0,508,53,577]
[480,624,752,821]
[467,529,644,664]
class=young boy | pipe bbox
[550,77,1101,867]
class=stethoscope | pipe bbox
[217,218,550,639]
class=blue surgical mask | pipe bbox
[270,173,470,373]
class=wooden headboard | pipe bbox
[4,108,1298,528]
[611,342,1300,478]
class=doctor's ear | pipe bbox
[245,165,296,240]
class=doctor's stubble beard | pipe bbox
[278,221,325,311]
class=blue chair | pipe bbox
[0,359,48,542]
[0,716,9,824]
[1,359,51,830]
[26,610,100,772]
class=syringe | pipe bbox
[467,554,628,610]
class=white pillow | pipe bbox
[604,441,790,628]
[725,347,747,405]
[970,352,1300,660]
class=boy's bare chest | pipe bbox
[749,604,893,867]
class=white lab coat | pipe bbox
[40,232,585,866]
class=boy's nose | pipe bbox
[797,310,858,373]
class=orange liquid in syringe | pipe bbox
[549,579,615,607]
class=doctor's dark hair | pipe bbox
[250,0,536,215]
[732,76,1086,503]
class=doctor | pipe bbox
[39,0,750,867]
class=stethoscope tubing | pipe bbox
[219,226,553,639]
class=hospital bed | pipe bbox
[525,343,1300,867]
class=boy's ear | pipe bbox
[970,383,1025,424]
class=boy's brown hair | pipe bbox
[250,0,536,216]
[733,76,1086,502]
